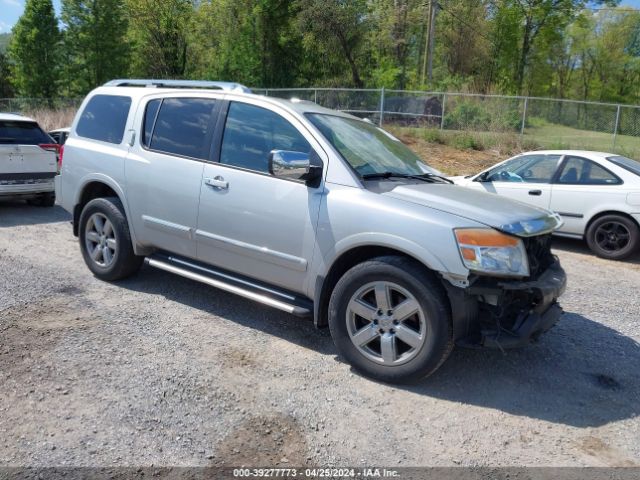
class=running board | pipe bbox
[144,254,312,317]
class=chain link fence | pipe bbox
[256,88,640,158]
[3,90,639,157]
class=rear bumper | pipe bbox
[447,260,567,349]
[0,180,55,196]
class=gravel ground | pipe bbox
[1,200,639,468]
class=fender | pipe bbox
[74,173,148,255]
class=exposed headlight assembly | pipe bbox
[454,228,529,277]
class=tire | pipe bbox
[328,256,453,383]
[78,197,144,281]
[585,214,639,260]
[27,192,55,207]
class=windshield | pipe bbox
[306,113,440,177]
[607,155,640,177]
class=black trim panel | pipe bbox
[556,212,584,219]
[0,172,56,180]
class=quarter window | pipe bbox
[76,94,132,144]
[148,98,217,160]
[557,157,621,185]
[220,102,311,173]
[142,99,161,148]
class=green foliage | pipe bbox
[0,34,11,53]
[8,0,60,98]
[61,0,130,95]
[0,52,14,97]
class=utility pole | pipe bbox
[421,0,433,86]
[427,1,437,85]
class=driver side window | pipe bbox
[484,154,561,183]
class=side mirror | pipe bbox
[268,149,323,187]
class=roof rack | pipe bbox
[103,79,252,93]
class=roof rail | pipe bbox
[103,79,252,93]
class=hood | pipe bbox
[381,183,562,237]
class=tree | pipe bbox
[126,0,193,78]
[0,52,14,97]
[297,0,369,87]
[8,0,60,98]
[61,0,130,95]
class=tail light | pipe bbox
[58,145,64,170]
[39,143,62,172]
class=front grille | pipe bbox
[523,234,554,279]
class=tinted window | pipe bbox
[142,99,162,148]
[484,154,561,183]
[0,121,51,145]
[608,155,640,177]
[220,102,311,173]
[558,157,621,185]
[149,98,216,159]
[77,94,132,144]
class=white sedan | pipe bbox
[451,150,640,260]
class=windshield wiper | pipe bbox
[361,172,453,184]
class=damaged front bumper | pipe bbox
[446,259,567,349]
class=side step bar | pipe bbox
[144,254,312,317]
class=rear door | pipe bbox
[0,119,57,186]
[470,154,562,210]
[125,95,220,258]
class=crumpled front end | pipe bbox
[444,234,567,349]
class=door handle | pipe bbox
[528,189,542,196]
[204,176,228,189]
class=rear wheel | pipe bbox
[79,197,143,280]
[586,214,639,260]
[328,256,453,383]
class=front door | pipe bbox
[472,154,562,210]
[126,96,219,258]
[195,100,325,294]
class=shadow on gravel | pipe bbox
[405,311,640,428]
[552,236,640,264]
[119,265,335,355]
[0,200,71,227]
[121,266,639,428]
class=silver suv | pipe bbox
[57,80,567,383]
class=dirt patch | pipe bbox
[395,132,503,176]
[212,414,308,467]
[578,436,637,466]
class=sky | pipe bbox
[0,0,640,34]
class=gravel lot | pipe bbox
[1,200,639,468]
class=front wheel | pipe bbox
[78,197,143,281]
[328,256,453,383]
[586,214,639,260]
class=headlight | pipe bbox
[454,228,529,277]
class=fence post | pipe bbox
[520,97,528,139]
[612,105,621,149]
[440,93,446,130]
[265,89,269,97]
[379,87,385,126]
[314,89,318,104]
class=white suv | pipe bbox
[57,80,567,383]
[0,113,58,206]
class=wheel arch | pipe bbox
[585,210,640,234]
[313,244,445,328]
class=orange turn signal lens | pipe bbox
[460,247,477,261]
[454,228,519,247]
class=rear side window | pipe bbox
[608,155,640,177]
[0,121,51,145]
[76,94,132,144]
[557,156,621,185]
[147,98,217,160]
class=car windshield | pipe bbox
[306,113,440,177]
[0,120,51,145]
[607,155,640,177]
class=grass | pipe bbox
[25,107,76,132]
[524,123,640,157]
